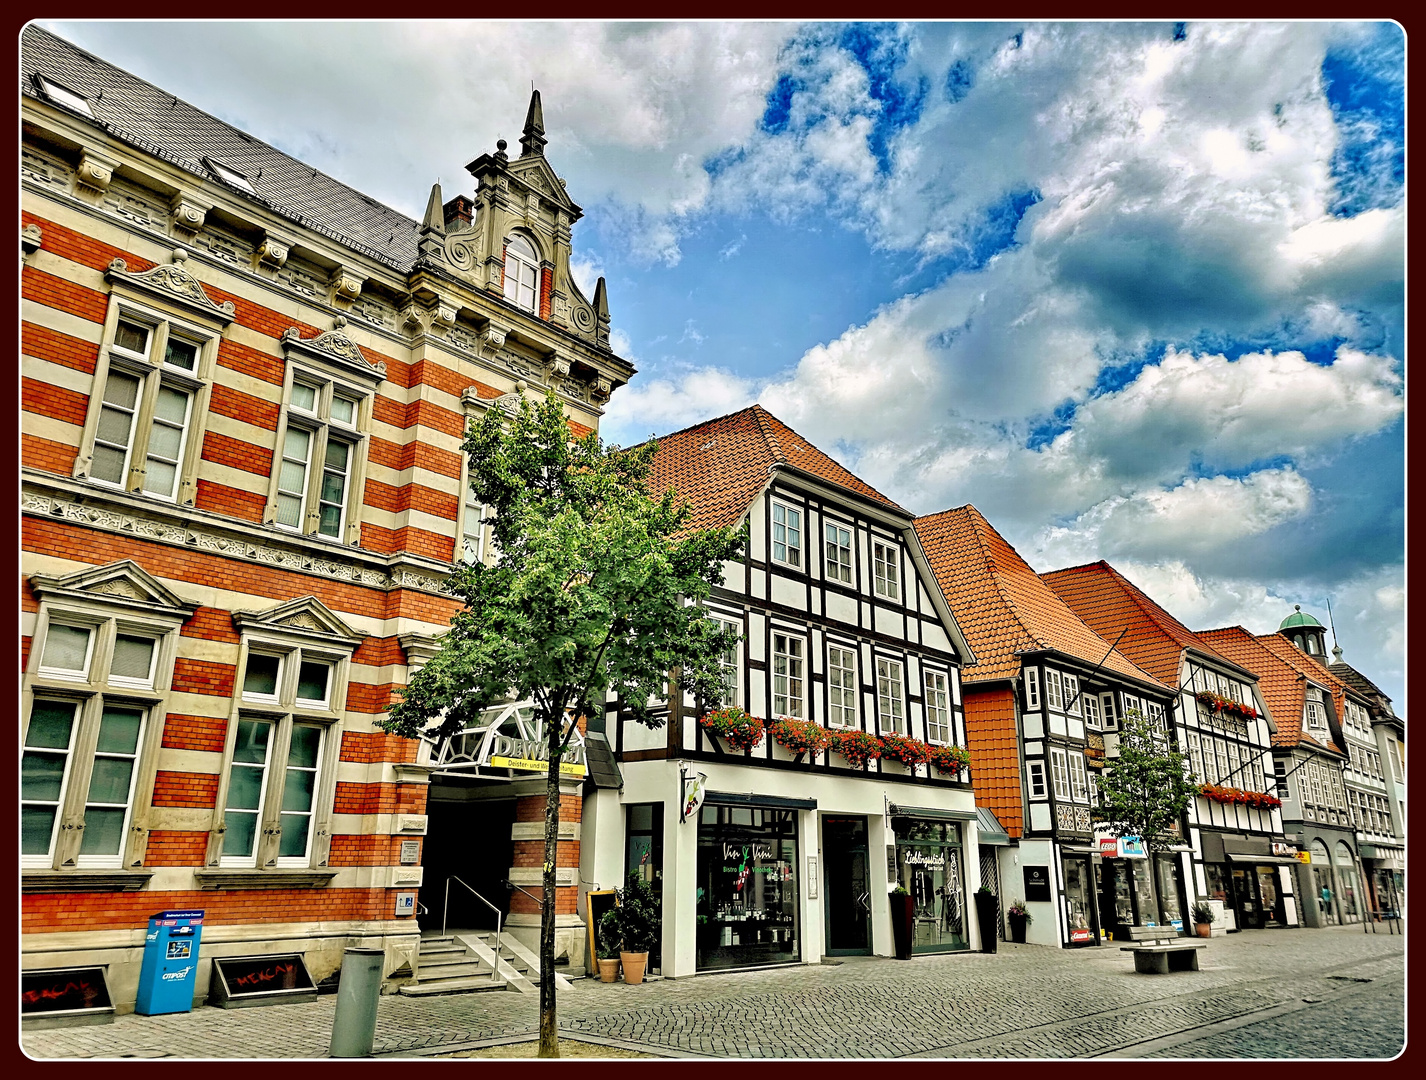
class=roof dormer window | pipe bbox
[502,233,539,313]
[203,157,256,195]
[35,74,94,118]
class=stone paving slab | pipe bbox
[20,925,1403,1060]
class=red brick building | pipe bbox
[22,25,630,1008]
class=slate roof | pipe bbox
[646,405,907,530]
[1196,627,1344,755]
[22,24,422,270]
[1039,560,1242,689]
[913,506,1161,690]
[1328,659,1400,721]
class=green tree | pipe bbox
[1093,708,1197,855]
[380,389,742,1057]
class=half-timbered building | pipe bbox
[583,406,982,976]
[913,507,1175,946]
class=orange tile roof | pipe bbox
[964,688,1024,838]
[913,507,1162,691]
[645,405,907,532]
[1040,561,1240,689]
[1196,627,1344,754]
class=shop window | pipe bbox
[872,540,899,601]
[824,522,852,584]
[826,644,857,727]
[770,502,802,569]
[1023,667,1040,710]
[695,804,798,971]
[771,632,805,718]
[502,233,540,313]
[77,303,217,504]
[924,669,951,745]
[876,657,904,735]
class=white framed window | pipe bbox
[1100,692,1119,732]
[1049,747,1071,800]
[876,657,904,735]
[1227,739,1242,782]
[502,233,541,313]
[268,367,369,543]
[873,540,899,601]
[1027,759,1047,800]
[1215,737,1230,782]
[1062,674,1080,716]
[461,488,489,565]
[35,73,95,117]
[23,567,192,870]
[1068,751,1089,803]
[1144,699,1165,729]
[1187,730,1205,781]
[1201,735,1219,782]
[1122,694,1142,721]
[77,303,216,504]
[771,502,802,569]
[1024,666,1040,710]
[242,652,283,704]
[924,670,951,745]
[711,617,740,708]
[1045,670,1063,711]
[1083,692,1101,729]
[826,644,857,727]
[824,522,853,584]
[772,632,805,718]
[1303,688,1327,732]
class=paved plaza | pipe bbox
[21,925,1404,1060]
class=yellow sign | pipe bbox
[1297,851,1312,864]
[491,755,587,777]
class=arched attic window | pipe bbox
[502,233,540,314]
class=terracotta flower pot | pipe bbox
[597,957,620,983]
[1195,923,1212,939]
[619,951,648,985]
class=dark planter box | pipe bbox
[974,892,998,953]
[890,893,915,960]
[1008,914,1028,944]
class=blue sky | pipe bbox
[42,20,1405,710]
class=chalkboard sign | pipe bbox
[209,954,317,1008]
[1023,865,1052,902]
[585,889,618,969]
[22,967,113,1017]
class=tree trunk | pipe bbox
[538,716,562,1058]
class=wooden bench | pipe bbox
[1121,941,1207,974]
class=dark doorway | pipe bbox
[823,815,871,954]
[624,803,664,971]
[418,795,515,933]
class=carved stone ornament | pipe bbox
[281,317,387,380]
[170,196,209,234]
[257,236,290,269]
[492,379,529,416]
[551,355,571,379]
[444,232,478,273]
[480,323,509,356]
[75,149,117,193]
[22,223,42,255]
[331,270,364,302]
[106,248,236,324]
[591,377,612,404]
[572,303,596,334]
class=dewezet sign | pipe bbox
[483,733,587,777]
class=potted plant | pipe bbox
[974,884,999,954]
[889,884,915,960]
[1190,901,1215,939]
[596,909,622,983]
[1006,899,1032,943]
[613,872,660,985]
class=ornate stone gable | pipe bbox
[28,558,197,618]
[230,594,363,648]
[105,247,236,325]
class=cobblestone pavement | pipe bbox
[20,925,1403,1060]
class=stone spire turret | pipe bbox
[519,89,547,158]
[417,181,445,260]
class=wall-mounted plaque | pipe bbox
[400,840,420,864]
[1024,865,1052,902]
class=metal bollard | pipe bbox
[329,947,385,1058]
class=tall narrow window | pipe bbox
[1068,752,1089,803]
[1049,748,1071,800]
[21,699,78,860]
[1187,730,1205,781]
[877,657,904,735]
[827,645,857,727]
[91,370,142,487]
[873,541,899,601]
[1027,759,1048,800]
[925,670,951,744]
[1304,688,1326,731]
[461,489,487,565]
[771,502,802,568]
[1100,692,1118,731]
[824,523,852,584]
[317,438,351,538]
[772,633,804,718]
[1082,692,1101,729]
[1024,667,1040,710]
[502,234,540,313]
[78,705,145,863]
[270,370,369,542]
[1045,670,1063,711]
[223,718,273,863]
[275,427,312,528]
[711,618,740,708]
[1062,674,1080,716]
[278,724,322,862]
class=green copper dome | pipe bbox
[1279,604,1323,630]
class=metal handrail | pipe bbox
[444,875,503,982]
[503,878,543,906]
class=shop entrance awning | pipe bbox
[975,807,1012,846]
[1226,853,1301,866]
[888,803,976,822]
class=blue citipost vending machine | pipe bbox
[135,910,204,1015]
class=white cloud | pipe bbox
[599,365,758,446]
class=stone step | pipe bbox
[415,961,493,980]
[398,976,507,996]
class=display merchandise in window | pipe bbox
[695,805,798,970]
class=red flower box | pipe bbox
[699,707,766,752]
[768,716,831,755]
[828,729,883,769]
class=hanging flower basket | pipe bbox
[768,716,831,755]
[880,733,933,768]
[1198,783,1280,810]
[1196,691,1257,720]
[699,707,766,752]
[828,729,884,769]
[928,744,972,776]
